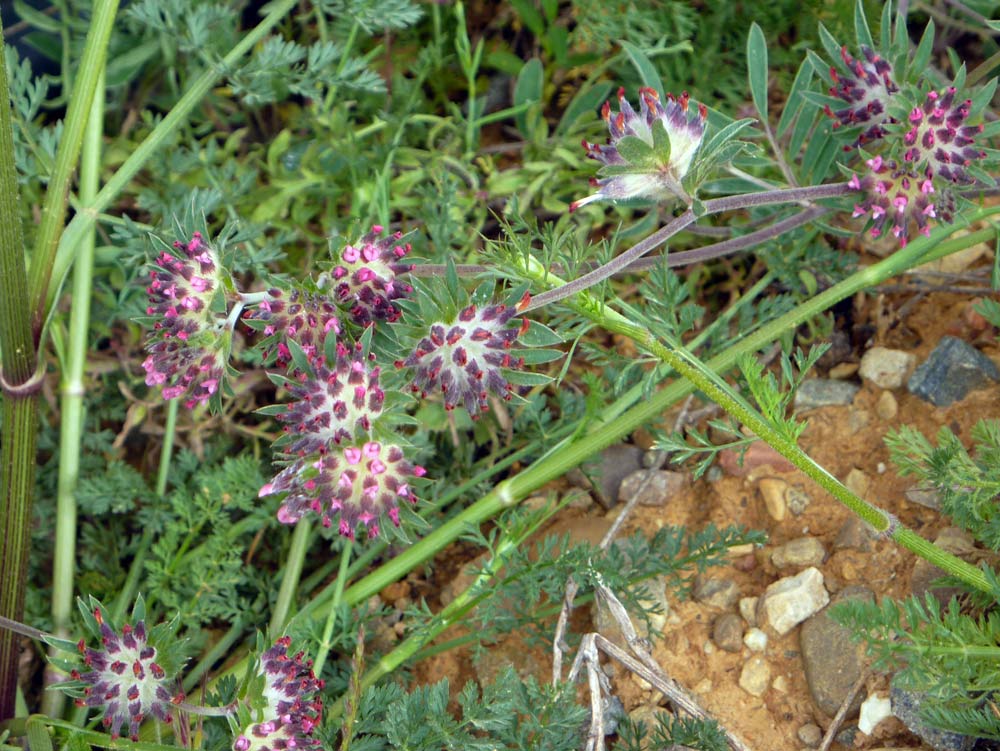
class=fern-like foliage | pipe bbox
[833,594,1000,740]
[886,420,1000,551]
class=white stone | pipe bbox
[859,692,892,735]
[860,347,916,389]
[739,596,759,625]
[738,656,771,697]
[743,627,768,652]
[758,567,830,635]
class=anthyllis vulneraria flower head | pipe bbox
[902,86,986,185]
[244,288,341,367]
[849,156,940,246]
[825,46,899,147]
[260,441,425,540]
[324,225,414,325]
[232,636,323,751]
[66,601,181,740]
[142,231,231,408]
[267,341,385,455]
[397,297,529,417]
[571,87,707,210]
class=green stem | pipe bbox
[25,0,118,336]
[514,215,1000,594]
[269,520,313,635]
[312,541,353,677]
[44,66,106,720]
[45,0,300,333]
[0,8,38,722]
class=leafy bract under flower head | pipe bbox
[397,298,529,418]
[326,225,414,325]
[232,636,323,751]
[572,87,707,210]
[260,441,425,540]
[142,231,231,408]
[66,602,181,741]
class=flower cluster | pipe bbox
[902,87,985,185]
[260,442,425,539]
[327,226,414,325]
[275,341,384,454]
[398,300,528,417]
[849,156,941,245]
[233,637,323,751]
[571,87,707,210]
[825,45,898,146]
[70,608,178,740]
[142,232,230,408]
[246,288,341,367]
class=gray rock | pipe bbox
[891,684,975,751]
[797,723,823,747]
[567,444,644,509]
[693,575,740,610]
[786,486,812,516]
[860,347,916,389]
[907,335,1000,407]
[771,536,827,569]
[712,613,744,653]
[618,469,687,507]
[834,516,874,552]
[904,486,941,510]
[800,586,873,717]
[794,378,860,409]
[758,567,829,635]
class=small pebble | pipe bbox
[845,468,870,498]
[875,390,898,420]
[797,723,823,747]
[860,347,916,389]
[904,486,941,509]
[786,486,811,515]
[758,567,829,635]
[858,692,892,735]
[743,627,768,652]
[834,516,874,552]
[758,477,788,521]
[738,657,771,697]
[771,536,827,569]
[693,575,740,610]
[619,469,687,507]
[794,378,859,408]
[848,407,871,434]
[908,335,1000,407]
[712,613,744,653]
[739,597,758,625]
[771,675,788,692]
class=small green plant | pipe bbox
[0,1,997,750]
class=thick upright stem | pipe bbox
[0,10,39,721]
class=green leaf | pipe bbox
[514,58,543,136]
[615,134,656,167]
[508,0,545,37]
[776,57,814,139]
[504,369,552,386]
[557,81,613,134]
[650,118,672,162]
[13,0,61,33]
[911,19,935,81]
[817,24,843,72]
[746,23,769,124]
[518,320,563,346]
[853,0,874,50]
[105,40,160,87]
[619,40,664,99]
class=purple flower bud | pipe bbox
[572,87,707,210]
[824,46,899,147]
[232,637,323,751]
[245,288,341,367]
[396,298,529,418]
[142,232,230,408]
[277,341,385,454]
[901,86,986,185]
[70,608,178,740]
[261,442,425,540]
[328,226,413,326]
